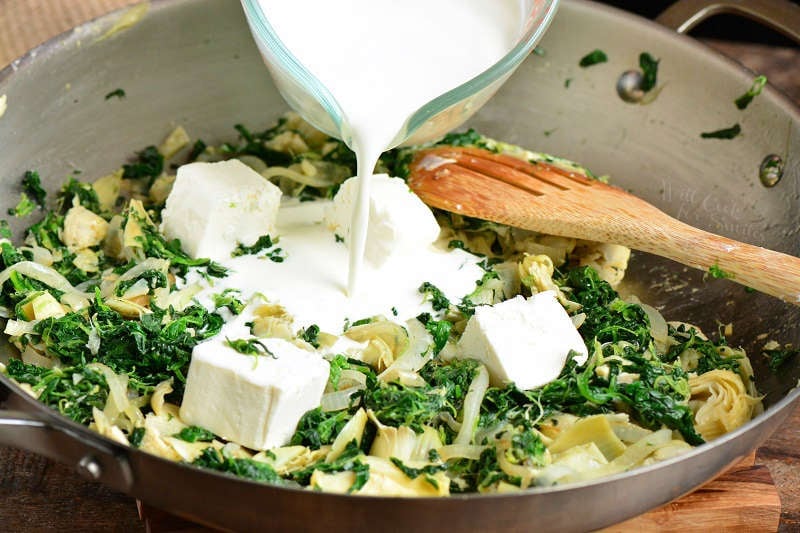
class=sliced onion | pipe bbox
[337,369,367,389]
[116,257,170,283]
[0,261,90,309]
[21,346,55,368]
[378,318,433,383]
[394,370,427,387]
[261,166,335,188]
[86,325,101,355]
[640,303,668,354]
[20,246,53,267]
[321,386,361,412]
[61,291,91,312]
[121,278,150,299]
[109,257,170,299]
[570,312,586,329]
[236,155,268,173]
[454,365,489,446]
[438,444,486,461]
[496,442,542,489]
[327,408,367,462]
[437,412,462,433]
[89,362,144,431]
[153,283,202,312]
[150,379,174,417]
[4,319,36,336]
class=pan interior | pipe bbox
[0,0,797,453]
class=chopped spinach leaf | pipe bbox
[104,88,126,100]
[701,124,741,139]
[122,146,164,182]
[291,407,353,449]
[579,49,608,68]
[735,75,767,110]
[187,139,207,162]
[291,440,369,492]
[764,346,798,373]
[212,288,245,315]
[707,264,734,280]
[193,447,284,484]
[21,170,47,208]
[231,234,285,262]
[225,337,274,358]
[419,282,451,312]
[416,313,452,355]
[174,425,216,443]
[57,178,101,214]
[639,52,659,92]
[115,269,168,297]
[4,359,108,425]
[390,457,446,488]
[300,324,321,348]
[129,427,145,448]
[8,193,35,217]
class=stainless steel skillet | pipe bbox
[0,0,798,531]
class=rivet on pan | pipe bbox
[616,70,645,104]
[77,455,103,480]
[759,154,784,187]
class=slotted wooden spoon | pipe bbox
[407,145,800,304]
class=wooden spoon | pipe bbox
[407,145,800,305]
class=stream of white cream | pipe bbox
[258,0,525,296]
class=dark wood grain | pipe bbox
[0,2,798,532]
[0,447,142,531]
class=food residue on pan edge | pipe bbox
[97,2,149,42]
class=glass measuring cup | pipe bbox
[240,0,559,149]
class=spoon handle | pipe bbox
[623,209,800,304]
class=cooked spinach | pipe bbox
[104,88,126,100]
[174,425,216,443]
[122,145,164,182]
[735,75,767,110]
[193,447,284,484]
[579,49,608,68]
[639,52,659,92]
[701,124,741,139]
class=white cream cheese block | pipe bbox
[458,291,588,390]
[324,174,441,267]
[179,334,329,450]
[160,159,282,262]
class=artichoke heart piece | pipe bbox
[149,174,176,206]
[345,320,410,371]
[122,200,154,252]
[250,303,294,340]
[252,446,329,476]
[573,241,631,288]
[311,456,450,497]
[327,408,368,462]
[689,369,762,441]
[63,205,109,251]
[92,169,123,212]
[548,414,627,461]
[159,125,191,159]
[369,419,442,463]
[15,291,66,321]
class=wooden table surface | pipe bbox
[0,1,799,531]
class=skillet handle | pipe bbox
[656,0,800,44]
[0,378,134,493]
